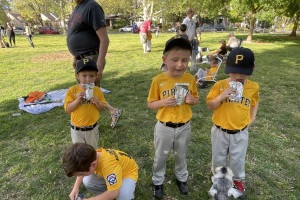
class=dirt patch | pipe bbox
[32,52,113,62]
[32,52,72,62]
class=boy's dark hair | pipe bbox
[179,24,187,32]
[209,56,219,65]
[163,36,192,54]
[63,143,97,177]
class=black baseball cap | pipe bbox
[163,36,192,54]
[225,48,255,75]
[76,58,98,73]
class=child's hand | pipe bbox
[76,92,85,101]
[91,97,105,110]
[164,97,177,107]
[69,189,79,200]
[90,96,99,104]
[220,87,237,100]
[185,92,195,105]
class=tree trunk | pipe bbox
[59,0,67,35]
[246,17,256,42]
[290,16,299,37]
[142,0,147,20]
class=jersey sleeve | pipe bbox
[147,78,160,103]
[64,87,76,112]
[102,163,123,191]
[206,81,221,103]
[94,87,107,105]
[250,83,259,106]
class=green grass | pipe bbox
[0,31,299,200]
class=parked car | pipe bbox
[119,25,133,32]
[13,27,25,35]
[38,27,59,34]
[214,24,226,31]
[197,25,216,33]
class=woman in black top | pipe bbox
[6,22,16,47]
[208,40,228,59]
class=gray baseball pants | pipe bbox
[83,174,136,200]
[152,121,191,185]
[211,125,249,181]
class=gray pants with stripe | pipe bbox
[152,121,191,185]
[83,174,136,200]
[211,125,249,181]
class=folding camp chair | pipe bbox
[195,56,223,84]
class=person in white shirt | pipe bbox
[182,8,199,71]
[182,8,198,41]
[226,32,239,51]
[25,23,34,48]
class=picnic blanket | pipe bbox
[18,88,110,115]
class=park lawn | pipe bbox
[0,31,299,200]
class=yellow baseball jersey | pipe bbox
[206,79,259,130]
[64,85,106,126]
[205,66,218,81]
[94,148,139,191]
[147,72,199,123]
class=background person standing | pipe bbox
[25,23,34,48]
[182,8,198,42]
[182,8,199,71]
[0,24,5,37]
[67,0,122,129]
[6,22,15,47]
[139,19,152,53]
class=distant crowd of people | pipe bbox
[0,22,34,48]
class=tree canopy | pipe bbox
[1,0,299,38]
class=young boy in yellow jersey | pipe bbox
[147,36,199,199]
[206,48,259,198]
[63,143,139,200]
[64,58,106,150]
[195,56,219,88]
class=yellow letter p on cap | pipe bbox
[235,55,244,64]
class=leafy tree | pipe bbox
[201,0,231,19]
[273,0,300,36]
[51,0,71,34]
[0,0,9,23]
[230,0,270,42]
[98,0,132,17]
[10,0,53,26]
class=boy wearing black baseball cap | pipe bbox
[147,36,199,199]
[64,58,107,150]
[206,48,259,198]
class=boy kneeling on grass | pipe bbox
[63,143,139,200]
